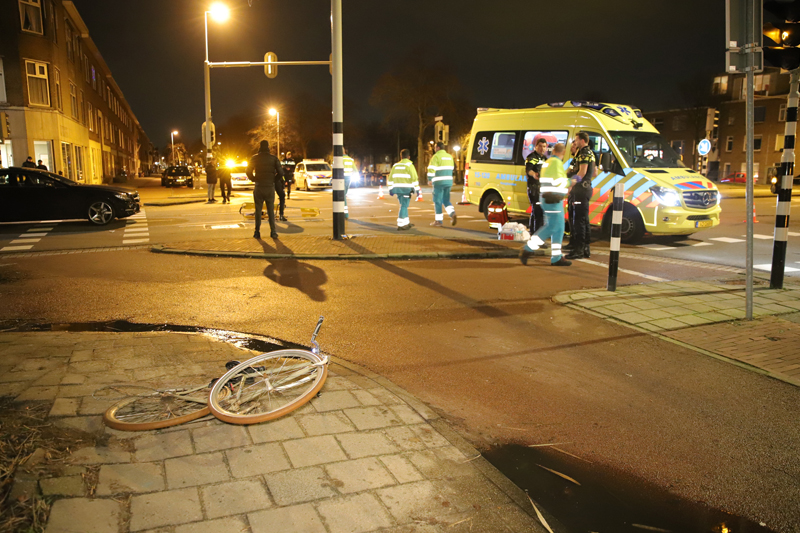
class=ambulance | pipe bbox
[463,101,721,242]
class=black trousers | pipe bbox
[219,178,232,201]
[253,185,276,234]
[569,196,590,251]
[276,185,286,216]
[527,186,544,232]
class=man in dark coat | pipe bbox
[246,140,284,239]
[205,159,218,202]
[22,157,37,168]
[36,160,48,171]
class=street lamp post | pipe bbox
[204,3,229,162]
[269,108,280,159]
[171,130,178,164]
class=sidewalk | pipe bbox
[715,182,774,198]
[555,277,800,387]
[0,329,546,533]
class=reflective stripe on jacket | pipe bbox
[426,150,454,182]
[388,159,419,191]
[540,156,569,196]
[343,155,357,178]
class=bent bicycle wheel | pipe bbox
[103,386,213,431]
[208,349,328,425]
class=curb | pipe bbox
[143,199,209,207]
[149,244,528,261]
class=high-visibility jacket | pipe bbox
[388,158,419,192]
[343,155,357,181]
[539,156,570,199]
[426,150,454,183]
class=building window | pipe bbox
[672,115,687,131]
[19,0,43,34]
[91,66,96,90]
[65,22,73,61]
[755,106,766,123]
[79,90,85,124]
[25,60,50,106]
[652,117,664,129]
[53,68,62,110]
[74,146,84,181]
[723,163,731,178]
[754,74,770,93]
[0,58,7,103]
[726,136,734,152]
[712,75,728,95]
[61,142,73,180]
[87,102,93,131]
[743,135,763,151]
[779,103,787,122]
[671,140,684,156]
[72,31,81,66]
[83,55,90,83]
[69,82,77,118]
[776,133,785,151]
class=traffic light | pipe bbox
[0,112,10,140]
[764,0,800,70]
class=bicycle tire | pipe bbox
[103,386,213,431]
[208,349,328,425]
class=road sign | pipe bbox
[698,139,712,156]
[727,0,763,49]
[727,48,765,72]
[264,52,277,78]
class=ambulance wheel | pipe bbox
[602,203,645,244]
[480,191,502,220]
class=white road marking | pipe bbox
[747,234,774,240]
[124,228,149,233]
[29,227,53,231]
[23,233,48,237]
[209,224,243,229]
[754,263,800,272]
[10,238,41,244]
[1,245,34,252]
[789,232,800,237]
[673,240,713,247]
[122,239,149,244]
[710,237,746,243]
[577,258,668,281]
[638,244,675,251]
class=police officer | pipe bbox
[342,148,357,220]
[525,137,548,232]
[246,140,284,239]
[566,132,595,260]
[275,171,289,221]
[388,149,419,230]
[427,142,456,226]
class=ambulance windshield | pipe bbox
[610,131,686,169]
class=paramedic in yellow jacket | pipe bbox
[342,148,357,220]
[519,143,572,267]
[388,149,419,231]
[427,142,457,226]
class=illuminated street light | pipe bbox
[209,2,229,23]
[269,108,280,158]
[204,3,229,162]
[171,130,179,164]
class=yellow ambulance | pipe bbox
[463,101,721,242]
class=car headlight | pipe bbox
[114,193,130,201]
[650,186,681,207]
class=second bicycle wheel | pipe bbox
[104,385,212,431]
[208,349,328,424]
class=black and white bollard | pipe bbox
[607,182,624,292]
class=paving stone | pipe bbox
[130,487,203,531]
[351,389,382,406]
[57,384,100,397]
[60,373,86,385]
[696,312,734,323]
[297,411,356,436]
[39,475,84,496]
[69,360,111,374]
[97,462,165,495]
[201,479,272,519]
[226,443,291,478]
[282,435,347,467]
[343,406,405,430]
[55,415,104,433]
[367,388,405,405]
[389,404,426,425]
[379,454,424,483]
[15,385,59,401]
[325,457,396,494]
[378,480,458,524]
[69,349,94,362]
[13,358,64,373]
[316,493,394,533]
[0,369,47,383]
[248,503,326,533]
[248,417,305,443]
[310,390,361,412]
[264,467,336,506]
[346,375,381,389]
[192,424,250,453]
[78,396,114,416]
[614,312,653,324]
[385,426,428,451]
[165,453,229,489]
[336,431,400,458]
[323,376,360,390]
[45,498,121,533]
[672,315,714,326]
[406,447,473,479]
[33,370,68,386]
[135,430,194,462]
[174,516,248,533]
[647,318,688,330]
[639,309,677,320]
[69,447,131,465]
[49,397,79,417]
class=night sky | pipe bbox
[72,0,724,151]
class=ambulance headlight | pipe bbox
[650,186,681,206]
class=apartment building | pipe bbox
[0,0,151,183]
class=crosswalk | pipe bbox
[122,209,149,244]
[637,231,800,252]
[0,223,59,252]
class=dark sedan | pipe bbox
[0,167,140,226]
[162,165,193,188]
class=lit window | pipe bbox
[19,0,43,34]
[53,68,62,110]
[712,75,728,95]
[25,60,50,106]
[779,103,787,122]
[69,82,78,118]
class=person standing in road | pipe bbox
[520,143,572,267]
[525,137,548,232]
[388,149,419,231]
[246,140,284,239]
[205,159,218,203]
[275,169,289,221]
[22,156,36,168]
[566,132,595,260]
[36,160,48,171]
[218,162,232,204]
[427,142,456,226]
[342,148,357,220]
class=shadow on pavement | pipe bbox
[258,238,327,302]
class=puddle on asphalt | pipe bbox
[483,444,777,533]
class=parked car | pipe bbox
[162,165,193,187]
[227,160,254,190]
[294,160,332,190]
[0,168,140,226]
[720,171,747,183]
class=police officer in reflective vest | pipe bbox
[525,137,548,232]
[566,132,595,260]
[388,149,419,231]
[427,142,457,226]
[342,148,357,220]
[519,143,572,266]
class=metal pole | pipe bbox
[746,45,755,320]
[331,0,345,239]
[276,111,281,159]
[171,132,175,165]
[771,69,799,289]
[607,182,624,291]
[203,12,213,163]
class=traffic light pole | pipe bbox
[770,69,799,289]
[746,48,755,320]
[331,0,345,240]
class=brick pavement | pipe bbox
[0,330,545,533]
[555,278,800,387]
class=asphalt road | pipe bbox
[0,244,798,530]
